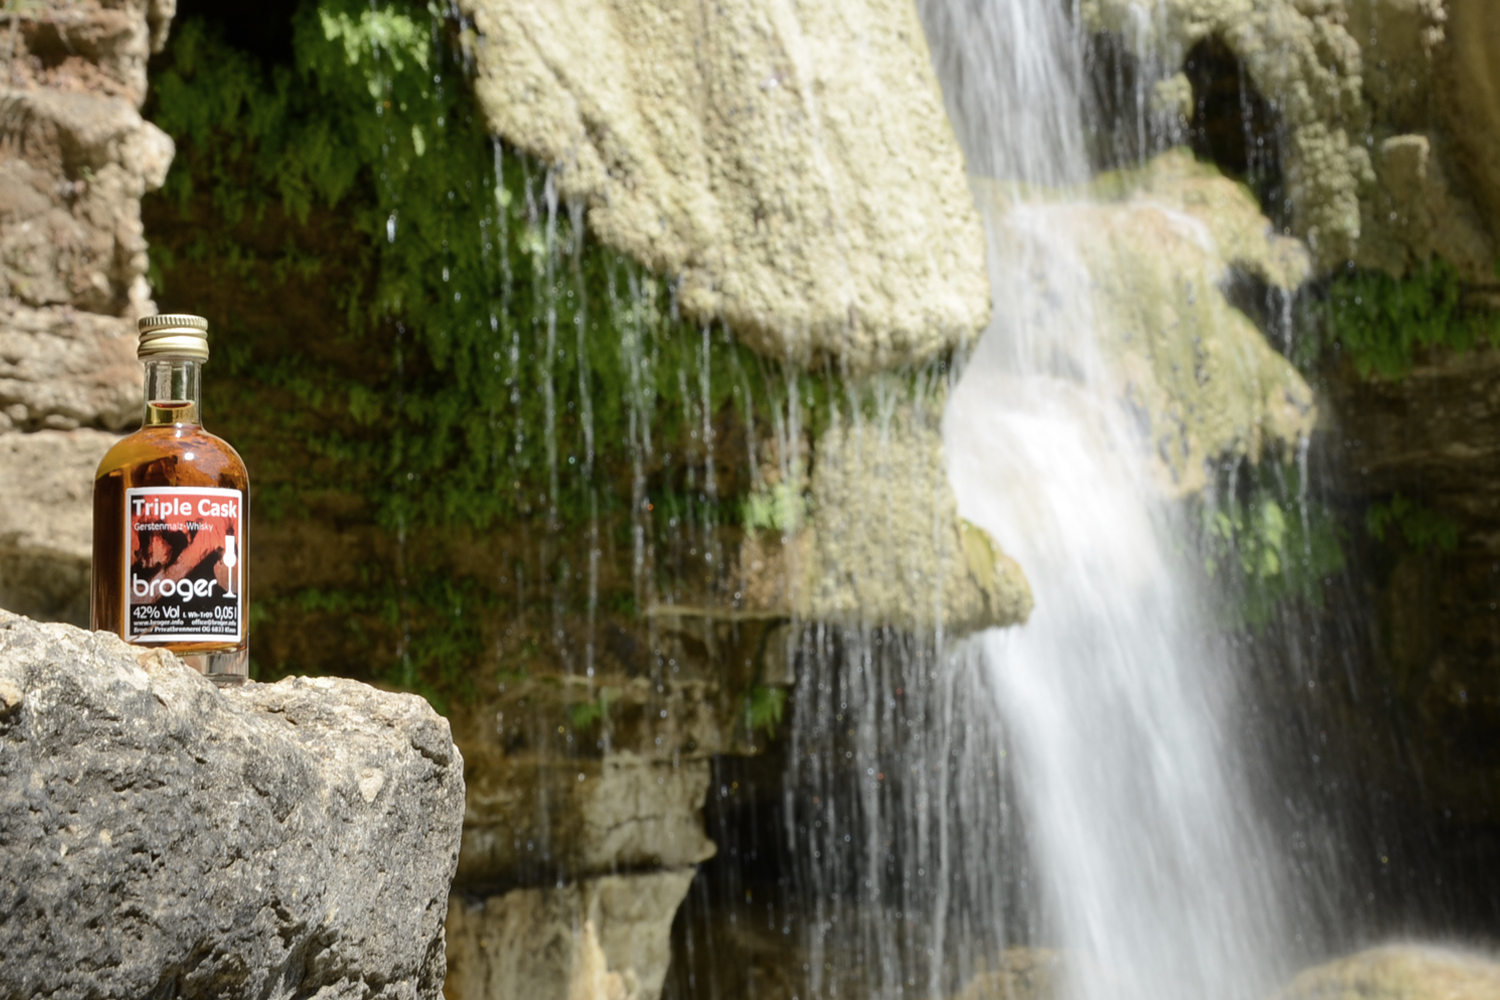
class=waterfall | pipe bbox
[778,1,1302,998]
[938,1,1295,999]
[944,204,1292,999]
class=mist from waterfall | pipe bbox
[936,1,1296,999]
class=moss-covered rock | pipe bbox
[976,150,1317,496]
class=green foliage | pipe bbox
[567,687,616,731]
[745,684,787,739]
[1323,260,1500,380]
[150,2,788,538]
[1202,463,1345,627]
[1366,493,1458,554]
[740,481,808,537]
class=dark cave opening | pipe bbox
[1183,37,1287,226]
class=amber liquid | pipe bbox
[92,402,251,682]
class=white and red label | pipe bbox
[124,486,243,642]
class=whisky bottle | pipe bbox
[91,314,251,683]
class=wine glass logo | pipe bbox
[222,534,239,599]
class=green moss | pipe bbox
[147,1,849,699]
[1200,461,1345,627]
[1366,493,1458,554]
[1321,260,1500,380]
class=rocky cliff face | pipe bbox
[0,0,177,623]
[0,610,465,1000]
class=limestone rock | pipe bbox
[0,86,173,316]
[0,611,465,1000]
[445,871,694,1000]
[1083,0,1371,267]
[0,428,116,625]
[458,0,989,372]
[0,302,141,430]
[1438,0,1500,256]
[796,398,1032,632]
[459,751,715,886]
[988,151,1317,495]
[735,388,1032,635]
[1277,945,1500,1000]
[0,0,177,107]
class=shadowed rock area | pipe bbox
[0,611,464,1000]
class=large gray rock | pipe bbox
[0,301,141,432]
[458,0,990,373]
[0,611,465,1000]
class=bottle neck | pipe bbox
[142,357,203,427]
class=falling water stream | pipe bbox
[938,1,1295,998]
[781,1,1301,998]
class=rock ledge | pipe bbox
[0,611,464,1000]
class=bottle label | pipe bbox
[123,486,243,643]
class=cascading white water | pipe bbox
[929,1,1297,999]
[944,204,1292,1000]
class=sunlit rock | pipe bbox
[738,392,1033,635]
[0,429,115,624]
[456,0,989,373]
[1083,0,1370,267]
[446,872,692,1000]
[1083,0,1499,281]
[978,151,1318,496]
[0,611,464,1000]
[1277,945,1500,1000]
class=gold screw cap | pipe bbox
[137,314,210,361]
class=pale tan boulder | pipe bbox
[985,151,1318,496]
[1278,945,1500,1000]
[457,0,990,373]
[0,428,116,625]
[446,871,694,1000]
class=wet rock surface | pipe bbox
[1321,346,1500,822]
[0,611,465,1000]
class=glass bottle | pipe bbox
[91,314,251,683]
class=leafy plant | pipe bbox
[1324,260,1500,380]
[568,687,616,731]
[1201,463,1345,627]
[1366,493,1458,553]
[745,684,788,738]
